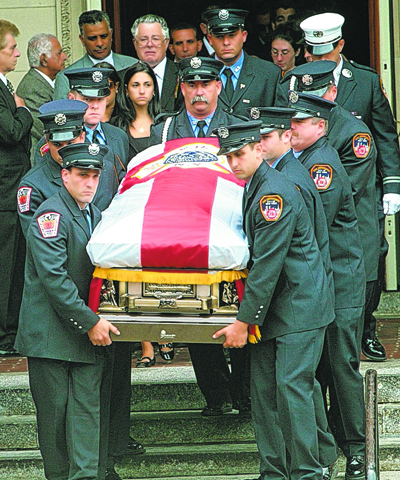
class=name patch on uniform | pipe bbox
[37,212,60,238]
[259,195,283,222]
[311,165,332,190]
[17,187,32,213]
[40,143,50,156]
[353,133,371,158]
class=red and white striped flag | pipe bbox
[87,138,250,270]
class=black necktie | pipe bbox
[82,209,92,235]
[223,68,234,101]
[6,79,14,96]
[92,129,100,144]
[197,120,206,138]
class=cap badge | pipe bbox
[302,74,313,86]
[218,127,229,139]
[194,74,201,80]
[288,91,299,104]
[92,71,103,83]
[54,113,67,126]
[342,68,352,78]
[190,57,202,69]
[218,9,230,20]
[88,143,100,155]
[250,107,260,119]
[313,31,323,37]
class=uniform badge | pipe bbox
[92,70,103,83]
[313,30,323,37]
[250,107,260,119]
[288,90,299,104]
[302,74,313,86]
[259,195,283,222]
[194,74,201,80]
[219,9,229,20]
[342,68,352,78]
[190,57,201,69]
[40,143,50,156]
[240,84,246,89]
[88,143,100,155]
[37,212,60,238]
[218,127,229,139]
[17,187,32,213]
[353,133,371,158]
[311,164,332,190]
[54,113,66,126]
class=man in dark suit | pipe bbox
[213,121,334,480]
[0,20,33,357]
[65,67,130,181]
[149,56,245,144]
[290,93,366,480]
[54,10,137,100]
[169,23,202,63]
[14,143,119,480]
[131,14,182,113]
[17,33,67,163]
[300,12,400,361]
[203,8,282,117]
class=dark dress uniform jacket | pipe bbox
[328,105,379,282]
[217,52,281,116]
[14,186,101,363]
[0,81,33,211]
[237,161,334,340]
[274,149,334,295]
[18,149,118,236]
[299,137,365,309]
[148,106,242,145]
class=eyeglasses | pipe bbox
[135,36,165,48]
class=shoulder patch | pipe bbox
[40,143,50,156]
[311,164,332,190]
[259,195,283,222]
[17,187,32,213]
[353,133,371,158]
[37,212,60,238]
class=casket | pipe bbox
[87,138,249,343]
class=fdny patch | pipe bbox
[37,212,60,238]
[259,195,283,222]
[311,164,332,190]
[40,143,50,156]
[17,187,32,213]
[353,133,371,158]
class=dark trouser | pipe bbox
[250,327,326,480]
[28,350,114,480]
[188,343,250,405]
[318,306,366,458]
[107,342,132,466]
[363,181,388,343]
[0,212,25,346]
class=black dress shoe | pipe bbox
[201,402,232,416]
[362,336,387,361]
[345,455,365,480]
[125,436,146,455]
[232,396,251,414]
[105,467,122,480]
[0,343,19,357]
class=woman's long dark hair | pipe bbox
[113,61,160,131]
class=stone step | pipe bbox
[2,405,400,451]
[376,291,400,317]
[0,438,398,479]
[1,361,400,417]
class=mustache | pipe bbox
[191,95,208,104]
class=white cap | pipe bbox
[300,13,344,55]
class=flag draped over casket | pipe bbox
[87,137,250,270]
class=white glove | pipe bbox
[383,193,400,215]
